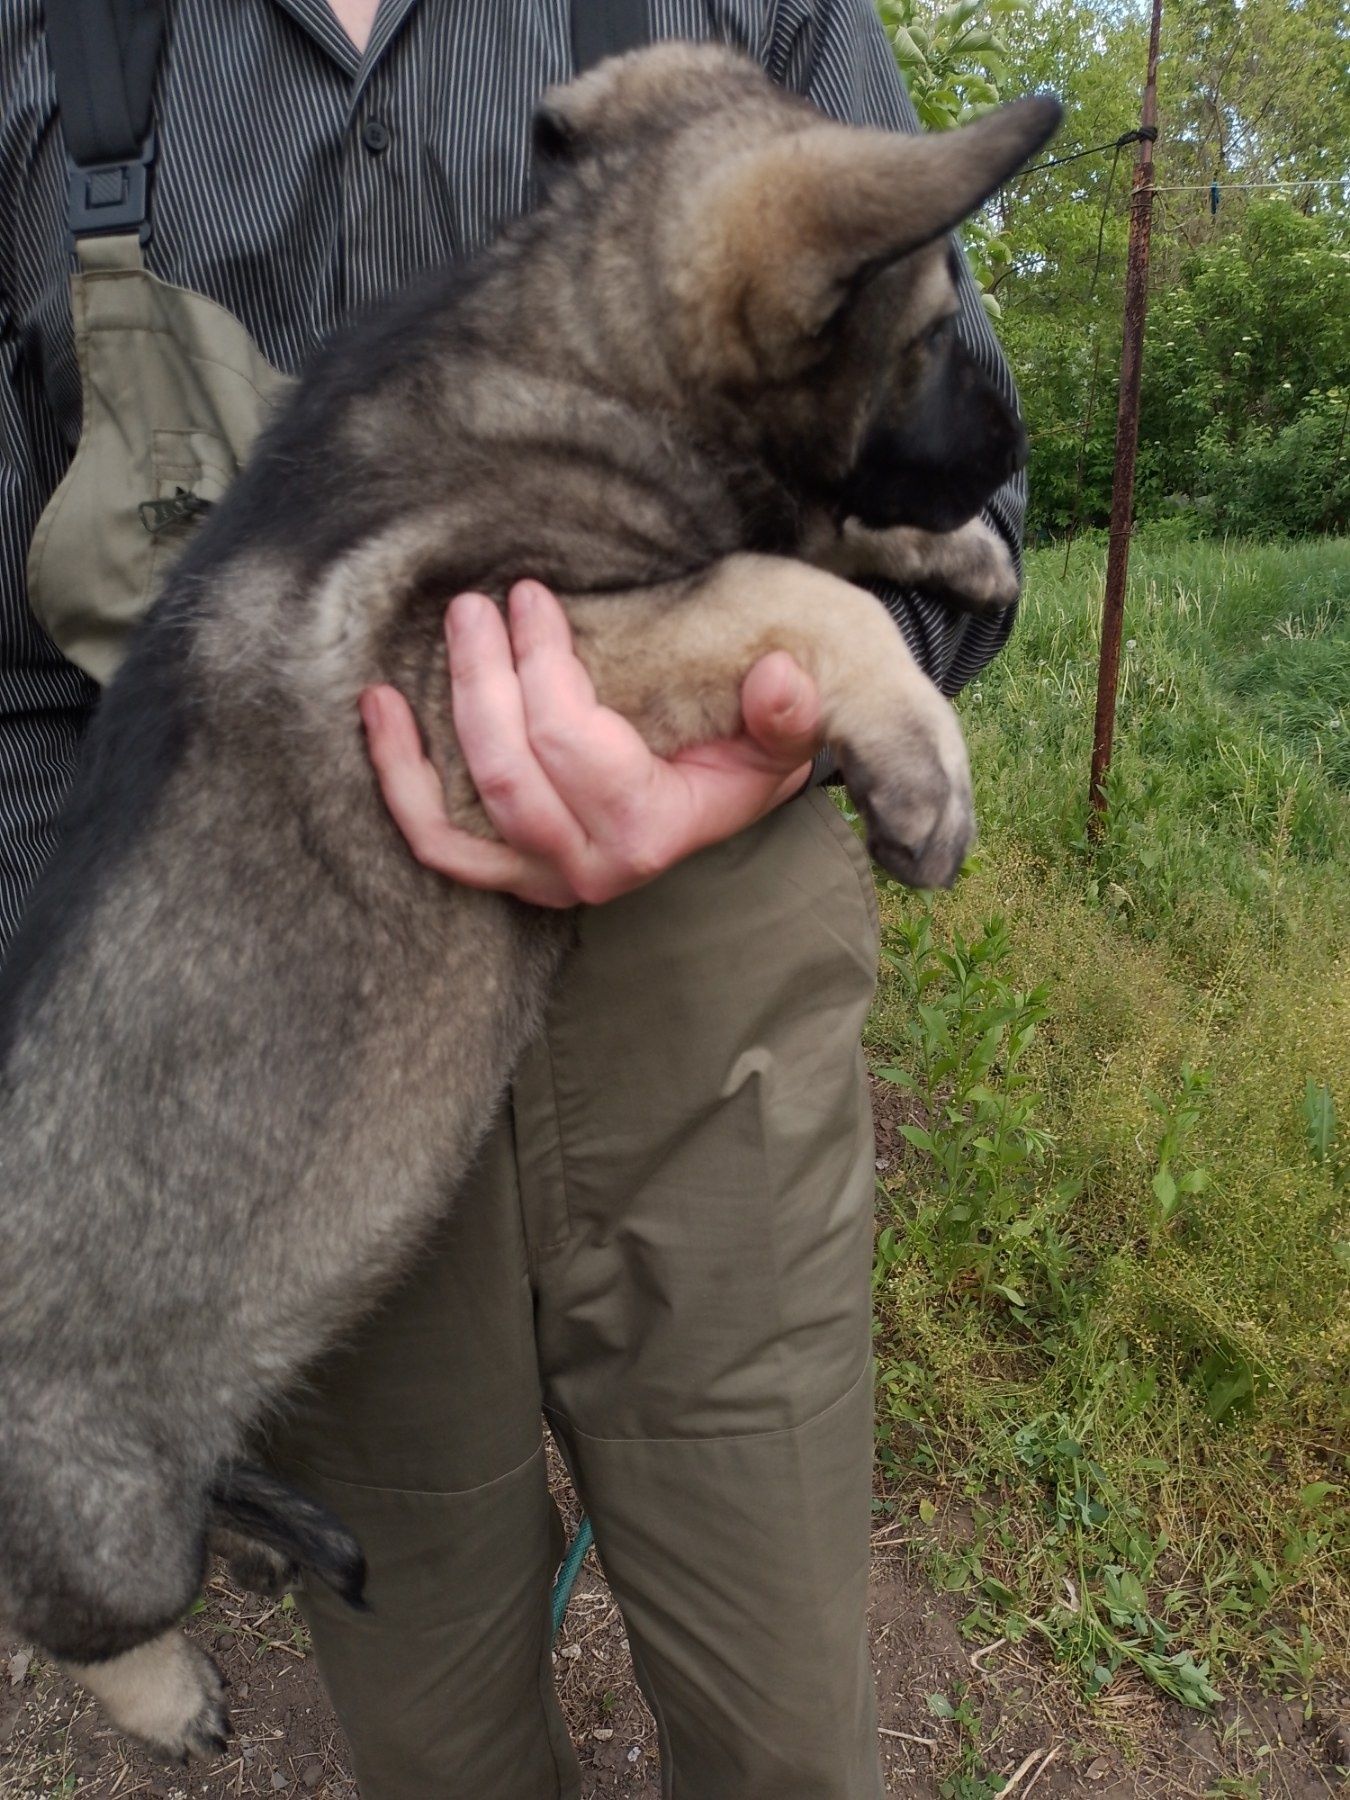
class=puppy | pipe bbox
[0,43,1057,1758]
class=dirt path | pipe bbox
[3,1527,1345,1798]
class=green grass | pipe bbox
[864,531,1350,1712]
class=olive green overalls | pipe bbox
[34,4,884,1794]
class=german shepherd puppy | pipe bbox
[0,44,1058,1758]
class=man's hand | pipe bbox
[360,580,822,907]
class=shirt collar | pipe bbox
[265,0,422,89]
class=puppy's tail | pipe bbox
[208,1463,368,1611]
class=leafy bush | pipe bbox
[1015,203,1350,539]
[1191,391,1350,538]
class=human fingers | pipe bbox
[738,651,824,771]
[446,592,588,864]
[507,580,666,847]
[360,684,580,906]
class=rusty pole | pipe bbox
[1088,0,1163,834]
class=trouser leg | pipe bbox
[268,790,883,1798]
[267,1120,579,1800]
[523,792,885,1799]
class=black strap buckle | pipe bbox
[66,130,155,241]
[138,487,212,533]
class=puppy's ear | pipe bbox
[885,94,1062,252]
[537,43,748,160]
[684,96,1061,366]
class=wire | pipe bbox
[550,1516,594,1642]
[1153,177,1345,193]
[1017,136,1343,198]
[1018,128,1148,178]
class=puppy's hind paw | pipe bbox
[143,1641,230,1764]
[71,1630,231,1763]
[169,1646,232,1763]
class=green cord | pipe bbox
[550,1515,594,1643]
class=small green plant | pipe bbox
[1304,1078,1346,1192]
[1262,1622,1325,1716]
[1008,1414,1221,1708]
[1145,1063,1212,1239]
[927,1685,1008,1797]
[873,911,1071,1314]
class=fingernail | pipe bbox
[777,669,807,715]
[358,688,382,731]
[449,592,487,634]
[511,581,540,617]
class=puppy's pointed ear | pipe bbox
[687,96,1061,364]
[886,94,1062,251]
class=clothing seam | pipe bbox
[532,1018,579,1258]
[542,1357,872,1449]
[78,319,285,405]
[280,1436,545,1501]
[808,788,881,939]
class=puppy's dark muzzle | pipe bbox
[842,337,1031,535]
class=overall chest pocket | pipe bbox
[26,242,294,687]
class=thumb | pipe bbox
[740,652,824,768]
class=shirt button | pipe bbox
[361,119,391,154]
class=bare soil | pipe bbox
[4,1088,1346,1796]
[3,1511,1346,1798]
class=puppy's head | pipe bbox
[535,48,1060,532]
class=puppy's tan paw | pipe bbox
[163,1648,231,1763]
[70,1631,231,1764]
[941,517,1020,611]
[130,1640,230,1764]
[837,686,974,889]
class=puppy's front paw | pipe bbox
[838,687,974,889]
[940,517,1021,611]
[833,516,1021,613]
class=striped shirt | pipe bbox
[0,0,1025,949]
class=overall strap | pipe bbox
[571,0,651,74]
[44,0,165,244]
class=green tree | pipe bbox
[874,0,1350,537]
[1143,202,1350,532]
[875,0,1029,304]
[984,0,1349,534]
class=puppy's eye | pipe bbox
[923,316,955,348]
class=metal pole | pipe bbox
[1088,0,1162,833]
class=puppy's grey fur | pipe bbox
[0,45,1057,1757]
